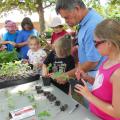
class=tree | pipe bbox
[106,0,120,20]
[0,0,56,32]
[83,0,120,20]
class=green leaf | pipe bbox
[18,90,27,96]
[0,49,18,64]
[38,110,51,117]
[27,94,35,102]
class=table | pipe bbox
[0,79,101,120]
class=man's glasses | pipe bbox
[94,40,106,47]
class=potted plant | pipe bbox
[42,64,53,86]
[0,61,40,88]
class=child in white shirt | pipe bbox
[27,36,47,74]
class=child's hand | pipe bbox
[56,77,67,85]
[50,72,68,85]
[22,59,29,64]
[74,79,92,101]
[75,68,91,82]
[75,68,85,80]
[42,72,50,77]
[48,73,54,77]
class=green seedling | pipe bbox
[47,63,70,81]
[51,71,69,81]
[18,90,27,96]
[7,97,15,109]
[0,49,18,64]
[32,102,38,109]
[0,61,31,80]
[39,34,48,47]
[38,110,51,118]
[47,63,52,72]
[27,94,35,103]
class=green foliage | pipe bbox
[51,71,69,81]
[45,31,52,39]
[105,2,120,21]
[0,0,35,13]
[39,34,48,47]
[7,97,15,109]
[0,0,56,32]
[18,90,27,96]
[83,0,120,20]
[0,50,18,64]
[0,62,31,78]
[47,63,52,71]
[47,63,69,81]
[27,94,35,102]
[32,102,38,109]
[51,71,63,79]
[0,0,56,17]
[38,110,51,118]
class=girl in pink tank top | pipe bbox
[75,19,120,120]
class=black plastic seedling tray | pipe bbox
[0,74,40,89]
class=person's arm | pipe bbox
[65,61,79,78]
[65,66,95,84]
[42,64,49,77]
[79,61,98,72]
[75,62,97,84]
[1,41,10,45]
[2,40,17,47]
[80,27,101,72]
[42,51,54,76]
[65,68,76,78]
[75,68,95,84]
[15,31,28,48]
[74,26,101,81]
[66,61,97,78]
[16,41,28,48]
[75,69,120,118]
[82,74,95,84]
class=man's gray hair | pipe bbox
[56,0,86,14]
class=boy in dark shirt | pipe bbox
[42,34,75,94]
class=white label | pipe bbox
[10,106,35,120]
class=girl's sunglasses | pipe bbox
[94,40,106,47]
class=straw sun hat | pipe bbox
[49,17,64,28]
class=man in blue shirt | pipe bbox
[55,0,105,108]
[2,21,19,51]
[55,0,104,78]
[78,8,103,76]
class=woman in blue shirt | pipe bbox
[16,17,39,59]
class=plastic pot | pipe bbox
[42,77,52,86]
[69,79,84,93]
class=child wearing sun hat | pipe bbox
[49,17,67,44]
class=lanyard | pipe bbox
[74,24,81,46]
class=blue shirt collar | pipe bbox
[79,8,93,26]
